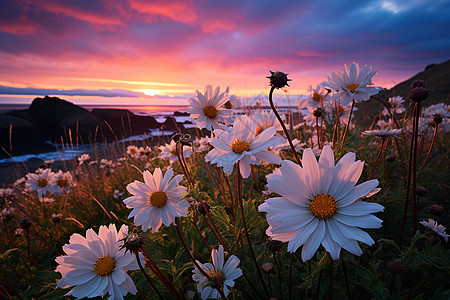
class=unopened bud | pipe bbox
[427,204,444,217]
[411,79,426,89]
[20,218,32,230]
[267,71,291,89]
[415,186,427,197]
[162,234,169,241]
[409,87,429,103]
[433,116,442,125]
[265,239,282,253]
[262,262,274,274]
[313,109,323,118]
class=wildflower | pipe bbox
[420,219,449,242]
[383,96,405,116]
[188,85,232,130]
[259,145,384,261]
[362,127,403,139]
[322,62,381,105]
[325,101,358,125]
[206,115,282,178]
[113,190,124,199]
[302,106,326,127]
[252,110,283,136]
[51,213,62,223]
[15,228,24,236]
[50,170,72,195]
[192,245,242,299]
[40,196,55,204]
[26,168,55,197]
[296,84,330,110]
[78,154,91,166]
[123,168,189,233]
[55,224,141,299]
[158,140,192,164]
[0,207,14,221]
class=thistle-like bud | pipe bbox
[265,238,282,253]
[267,71,291,89]
[432,116,443,125]
[411,79,426,88]
[427,204,444,217]
[313,109,323,118]
[415,186,427,197]
[119,232,144,255]
[20,218,32,230]
[387,261,402,275]
[262,262,274,274]
[409,87,429,103]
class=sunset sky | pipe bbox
[0,0,449,106]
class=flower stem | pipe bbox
[135,252,164,300]
[412,101,421,233]
[236,162,270,297]
[316,117,321,149]
[329,259,333,300]
[371,138,386,179]
[421,122,438,169]
[340,100,355,149]
[268,86,301,165]
[274,251,283,299]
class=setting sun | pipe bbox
[136,89,160,96]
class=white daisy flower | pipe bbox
[123,168,189,233]
[192,245,242,299]
[50,170,73,195]
[55,224,141,300]
[26,168,56,197]
[382,96,405,116]
[322,62,382,105]
[324,101,358,125]
[158,140,192,164]
[78,154,91,166]
[420,219,450,242]
[295,84,330,110]
[252,110,283,136]
[188,85,232,130]
[205,115,283,178]
[362,127,403,139]
[259,145,384,261]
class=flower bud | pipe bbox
[427,204,444,217]
[197,202,210,215]
[262,262,274,274]
[19,218,32,230]
[409,87,429,103]
[433,116,443,125]
[387,261,402,275]
[119,232,144,255]
[267,71,291,89]
[415,186,427,197]
[411,79,426,88]
[265,239,282,253]
[313,109,323,118]
[162,233,169,241]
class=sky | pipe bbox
[0,0,449,106]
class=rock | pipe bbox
[161,116,184,132]
[29,96,103,143]
[91,109,160,138]
[0,113,54,158]
[173,111,189,116]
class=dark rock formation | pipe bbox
[91,108,160,138]
[29,96,104,143]
[0,113,54,157]
[161,116,184,132]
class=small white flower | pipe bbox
[158,140,192,164]
[50,170,72,195]
[188,85,232,130]
[383,96,405,116]
[192,245,242,299]
[78,154,91,166]
[123,168,189,233]
[296,84,330,110]
[26,169,55,197]
[322,62,382,105]
[113,190,124,199]
[55,224,141,300]
[420,219,450,242]
[362,127,403,139]
[252,110,283,136]
[206,115,283,178]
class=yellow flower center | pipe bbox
[149,191,168,208]
[255,124,270,136]
[94,256,115,276]
[57,178,68,188]
[203,105,218,119]
[37,179,48,187]
[170,148,178,156]
[231,140,250,154]
[346,83,359,93]
[309,193,337,219]
[207,269,224,286]
[312,92,322,102]
[129,148,137,154]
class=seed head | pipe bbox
[265,238,282,253]
[119,232,144,255]
[20,218,32,230]
[411,79,426,88]
[427,204,444,217]
[267,71,291,89]
[415,186,427,197]
[409,87,429,103]
[313,109,323,118]
[262,262,274,274]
